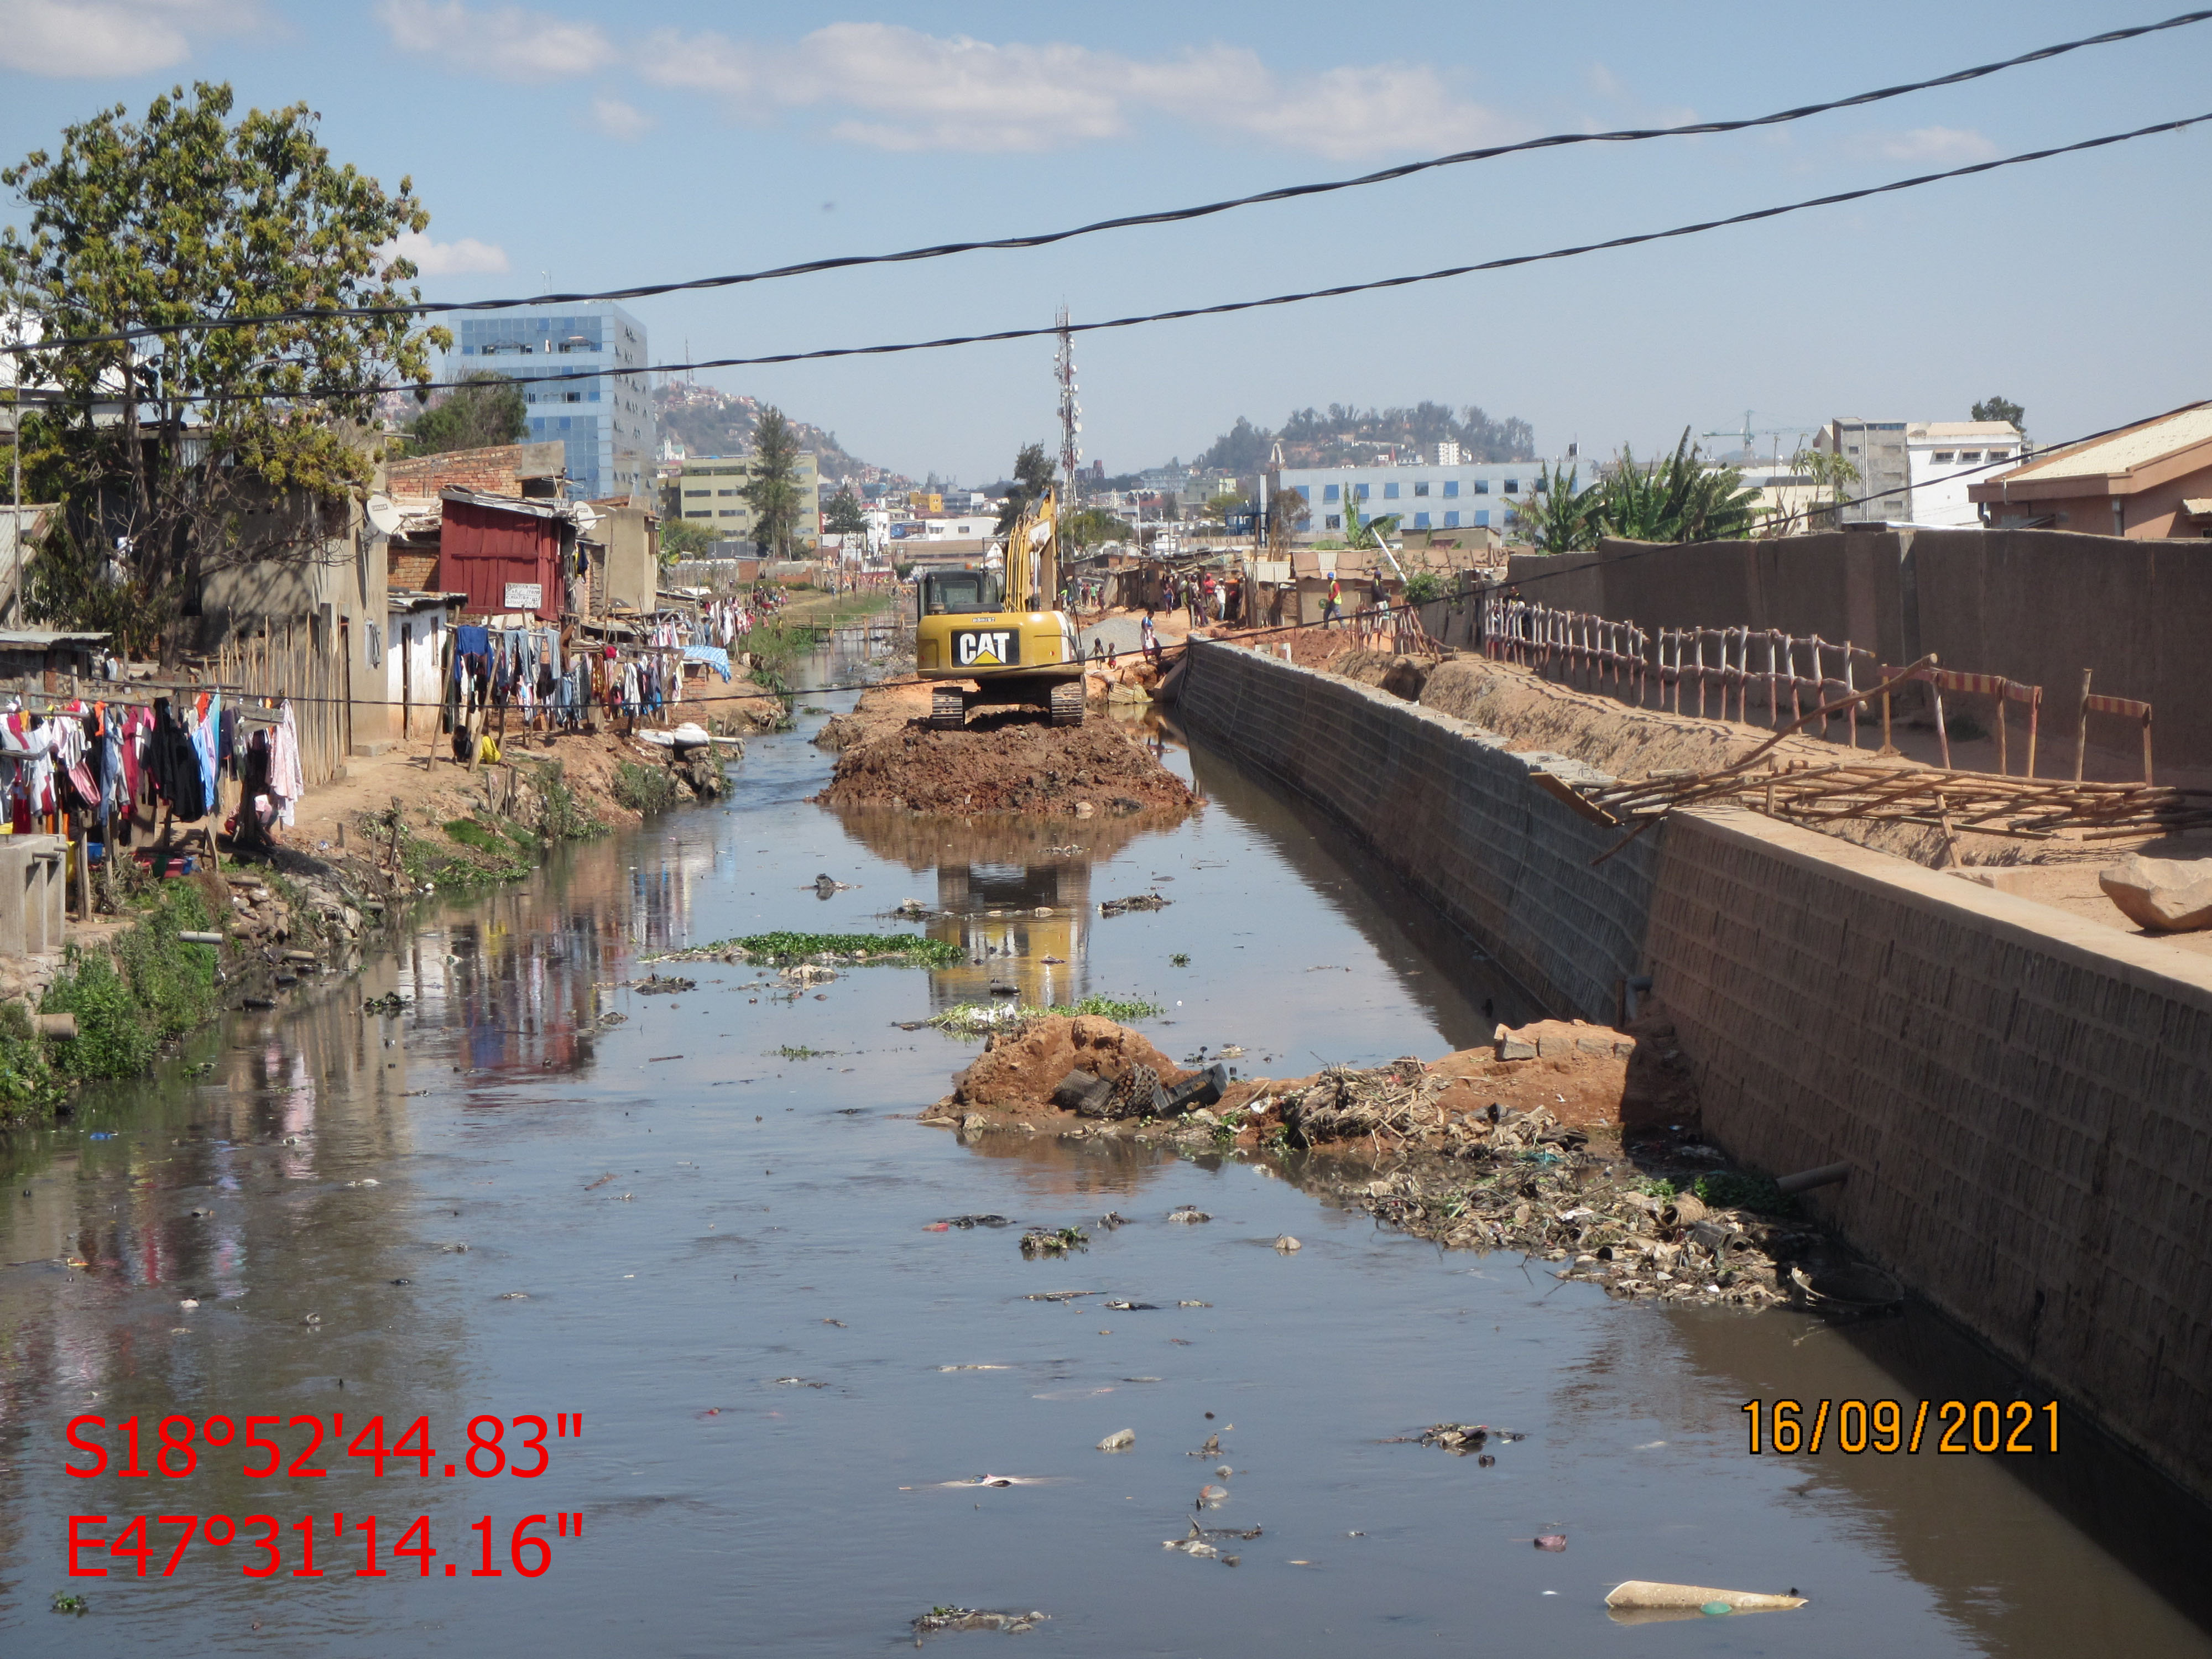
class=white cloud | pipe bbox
[1859,126,1999,164]
[638,22,1506,158]
[380,228,510,276]
[585,95,653,141]
[375,0,607,81]
[0,0,258,77]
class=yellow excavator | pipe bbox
[914,487,1086,729]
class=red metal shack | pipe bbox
[437,487,571,621]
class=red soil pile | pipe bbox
[813,711,1196,816]
[940,1014,1193,1113]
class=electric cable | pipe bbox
[15,109,2208,409]
[3,8,2205,357]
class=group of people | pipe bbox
[1154,568,1242,625]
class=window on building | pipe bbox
[686,512,711,521]
[1293,486,1311,502]
[684,489,709,499]
[1443,481,1459,498]
[1504,479,1519,494]
[1443,510,1460,528]
[1987,449,2011,460]
[1384,482,1400,499]
[1323,484,1340,503]
[1474,479,1489,494]
[1932,452,1955,463]
[1475,509,1491,527]
[1355,483,1370,500]
[1413,512,1431,528]
[1956,452,1983,464]
[718,509,739,518]
[564,392,582,403]
[717,489,739,497]
[1413,481,1430,496]
[1324,514,1342,530]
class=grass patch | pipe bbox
[925,993,1164,1037]
[649,931,961,967]
[41,884,218,1082]
[612,761,683,815]
[444,818,509,854]
[515,758,604,843]
[1692,1171,1798,1217]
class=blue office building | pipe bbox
[1274,460,1559,534]
[448,302,655,502]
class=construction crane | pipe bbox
[1700,411,1820,466]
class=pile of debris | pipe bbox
[812,716,1196,817]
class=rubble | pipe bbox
[911,1607,1050,1640]
[2099,853,2212,932]
[1099,893,1171,915]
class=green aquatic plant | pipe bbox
[661,932,961,967]
[922,994,1165,1037]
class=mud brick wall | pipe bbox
[1182,638,2212,1505]
[1180,639,1660,1024]
[1651,808,2212,1505]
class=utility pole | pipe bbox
[1056,304,1081,517]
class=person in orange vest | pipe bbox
[1323,575,1343,627]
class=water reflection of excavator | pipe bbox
[915,488,1086,730]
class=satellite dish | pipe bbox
[365,493,405,537]
[570,503,601,535]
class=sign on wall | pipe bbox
[504,582,544,609]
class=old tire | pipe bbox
[930,687,967,730]
[1050,680,1086,727]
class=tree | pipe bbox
[1203,491,1245,523]
[1509,463,1601,552]
[1339,483,1400,550]
[1971,395,2025,430]
[0,82,444,656]
[659,517,718,566]
[823,487,868,536]
[401,371,525,456]
[1592,430,1760,544]
[1266,483,1310,555]
[739,405,804,556]
[1770,446,1860,535]
[1063,506,1132,552]
[993,440,1054,533]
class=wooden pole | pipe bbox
[2073,669,2095,782]
[1996,682,2009,776]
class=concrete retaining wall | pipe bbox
[1181,638,2212,1504]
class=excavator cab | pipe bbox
[913,491,1085,729]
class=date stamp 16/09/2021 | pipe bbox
[1741,1399,2059,1456]
[63,1411,585,1583]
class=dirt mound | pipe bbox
[813,711,1197,816]
[941,1014,1193,1113]
[1331,649,1442,701]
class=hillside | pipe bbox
[1193,401,1534,476]
[653,384,890,484]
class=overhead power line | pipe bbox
[3,8,2206,358]
[161,108,2205,406]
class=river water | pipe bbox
[2,635,2207,1657]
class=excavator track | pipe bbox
[929,687,968,731]
[1048,679,1086,727]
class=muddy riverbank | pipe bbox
[1,687,2207,1657]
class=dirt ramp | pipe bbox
[813,714,1197,817]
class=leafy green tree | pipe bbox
[823,487,868,536]
[1510,463,1601,552]
[659,517,718,566]
[739,405,804,556]
[0,82,445,656]
[1775,446,1861,534]
[1970,395,2025,429]
[993,440,1055,534]
[1203,491,1245,523]
[1403,570,1448,603]
[1339,482,1400,550]
[401,371,525,456]
[1063,506,1132,551]
[1593,430,1760,544]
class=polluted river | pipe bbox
[2,631,2207,1658]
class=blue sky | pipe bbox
[3,1,2209,482]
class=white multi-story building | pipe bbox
[1273,460,1553,535]
[447,302,655,503]
[1905,421,2025,527]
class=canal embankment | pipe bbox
[1178,634,2212,1507]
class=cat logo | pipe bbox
[954,629,1018,667]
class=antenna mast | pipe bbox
[1056,305,1081,512]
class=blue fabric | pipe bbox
[191,696,220,813]
[682,644,732,682]
[454,624,489,677]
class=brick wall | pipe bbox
[382,440,566,501]
[1181,637,2212,1504]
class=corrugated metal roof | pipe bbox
[0,629,107,647]
[1999,406,2212,483]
